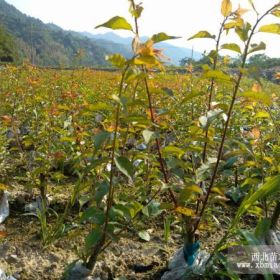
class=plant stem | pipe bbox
[86,65,129,271]
[100,184,166,253]
[131,0,177,207]
[122,81,139,154]
[202,16,228,163]
[143,67,177,206]
[196,16,228,215]
[192,4,278,235]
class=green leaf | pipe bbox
[221,0,232,17]
[57,104,70,111]
[111,94,121,104]
[224,18,244,30]
[196,159,216,183]
[128,201,143,218]
[78,195,91,208]
[259,24,280,35]
[125,114,150,125]
[240,91,272,106]
[0,183,8,190]
[202,70,232,82]
[142,129,155,144]
[231,175,280,230]
[96,16,133,31]
[80,207,105,225]
[85,227,102,249]
[109,206,126,220]
[162,87,174,97]
[106,54,127,68]
[162,146,185,158]
[255,218,271,241]
[88,103,111,111]
[94,131,110,150]
[160,202,174,210]
[199,109,225,130]
[223,156,238,169]
[231,139,254,157]
[94,181,109,204]
[60,136,76,143]
[138,230,151,241]
[199,116,208,128]
[129,1,144,18]
[142,201,162,217]
[151,32,180,43]
[113,204,133,220]
[271,9,280,18]
[254,111,270,119]
[221,43,241,54]
[235,22,251,42]
[248,41,266,54]
[133,55,158,65]
[188,31,216,40]
[182,91,205,103]
[240,230,260,245]
[115,202,142,220]
[126,68,144,83]
[115,156,134,180]
[175,206,195,217]
[179,185,202,201]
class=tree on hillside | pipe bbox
[247,54,280,69]
[0,25,17,63]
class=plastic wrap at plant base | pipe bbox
[0,269,16,280]
[24,197,44,213]
[161,244,209,280]
[0,191,9,224]
[62,261,91,280]
[267,230,280,245]
[24,195,52,212]
[183,241,200,266]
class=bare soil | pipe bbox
[0,189,241,280]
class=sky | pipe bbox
[4,0,280,57]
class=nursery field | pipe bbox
[0,62,279,280]
[1,0,280,280]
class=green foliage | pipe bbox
[221,43,241,54]
[188,31,216,40]
[231,176,280,230]
[259,23,280,34]
[85,227,103,250]
[248,54,273,67]
[0,25,17,62]
[142,129,155,144]
[0,1,110,66]
[151,32,180,44]
[248,41,266,54]
[221,0,232,17]
[138,230,150,241]
[96,16,133,32]
[115,156,134,180]
[0,0,280,279]
[106,54,127,68]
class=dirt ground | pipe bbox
[0,188,245,280]
[0,188,182,280]
[0,213,184,280]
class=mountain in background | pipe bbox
[83,32,202,65]
[0,0,200,66]
[0,0,112,66]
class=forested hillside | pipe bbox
[0,0,112,66]
[0,25,17,62]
